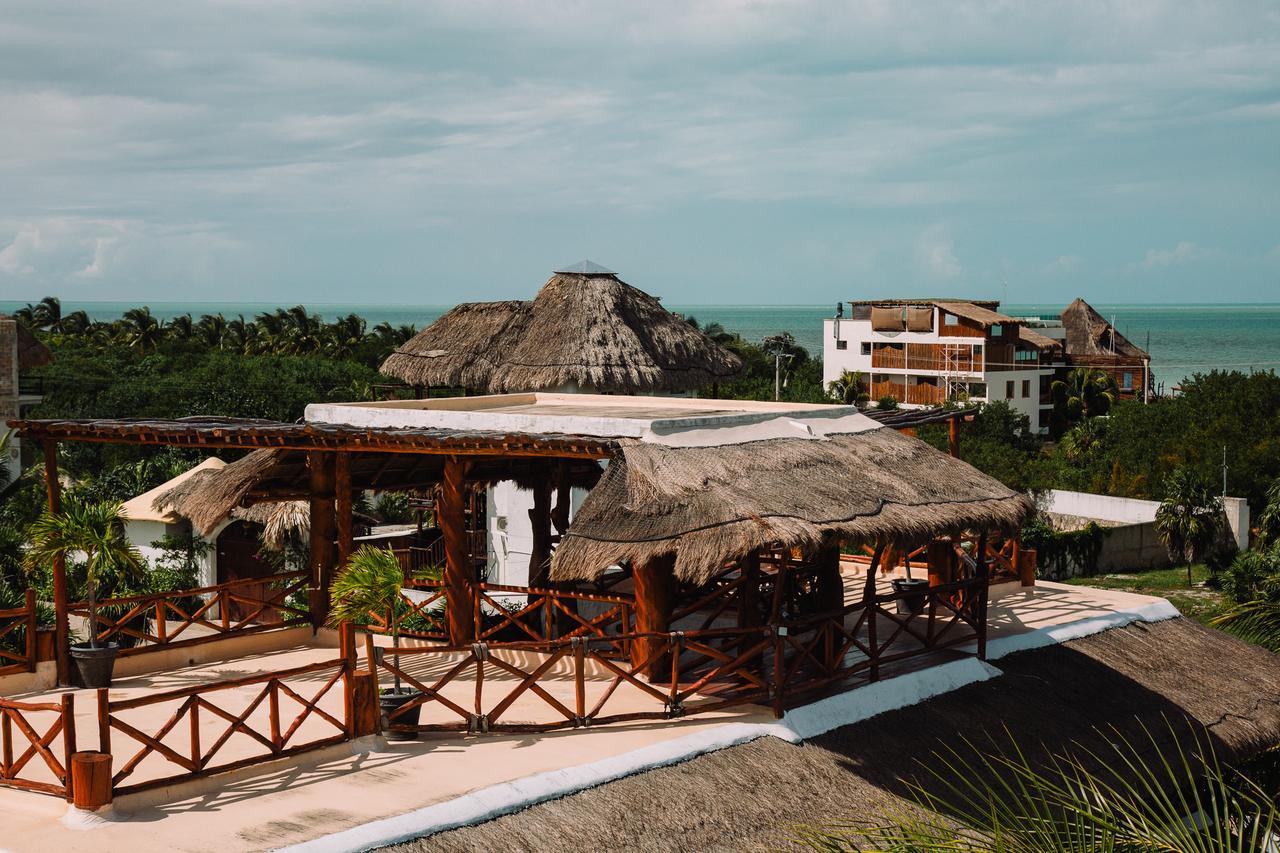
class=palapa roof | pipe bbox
[2,315,53,371]
[423,618,1280,852]
[1060,298,1148,359]
[936,301,1018,327]
[123,457,227,523]
[552,424,1033,584]
[380,267,743,394]
[1017,326,1062,352]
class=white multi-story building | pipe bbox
[822,299,1065,433]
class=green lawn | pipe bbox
[1064,563,1230,625]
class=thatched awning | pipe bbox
[552,426,1033,584]
[380,269,743,394]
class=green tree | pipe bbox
[1255,476,1280,550]
[328,545,410,691]
[1050,367,1117,433]
[25,500,144,648]
[1155,467,1222,587]
[826,369,864,405]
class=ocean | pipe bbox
[4,299,1279,389]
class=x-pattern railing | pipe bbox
[0,589,37,675]
[67,571,309,656]
[100,658,348,796]
[0,695,75,798]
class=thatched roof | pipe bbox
[414,618,1280,853]
[552,425,1033,584]
[155,449,288,535]
[937,301,1018,327]
[1017,326,1062,352]
[1061,298,1148,359]
[380,269,743,393]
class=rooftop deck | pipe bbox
[0,576,1169,852]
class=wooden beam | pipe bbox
[440,456,475,644]
[307,451,336,630]
[43,441,70,686]
[948,415,960,458]
[630,554,676,681]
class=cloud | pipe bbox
[917,225,962,280]
[1139,241,1199,270]
[1044,254,1082,274]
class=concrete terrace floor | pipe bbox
[0,579,1169,853]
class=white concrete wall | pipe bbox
[124,518,223,587]
[1043,489,1250,551]
[486,481,588,591]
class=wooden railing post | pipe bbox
[61,693,76,801]
[770,626,786,718]
[96,689,110,754]
[865,542,884,683]
[43,441,70,686]
[573,637,586,725]
[975,532,990,660]
[668,632,684,716]
[441,456,476,644]
[24,588,37,673]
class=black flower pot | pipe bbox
[71,643,119,688]
[379,688,422,741]
[891,578,930,617]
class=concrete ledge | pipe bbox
[0,660,57,695]
[110,626,315,680]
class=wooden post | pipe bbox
[864,542,885,682]
[24,587,37,673]
[975,532,990,660]
[813,539,844,614]
[70,753,112,810]
[43,441,70,686]
[926,540,954,587]
[1018,547,1037,587]
[349,670,380,737]
[527,476,552,593]
[335,451,354,573]
[441,456,475,644]
[948,414,961,458]
[307,451,337,630]
[630,554,676,680]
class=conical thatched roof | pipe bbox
[1060,298,1148,358]
[552,426,1034,584]
[380,268,743,393]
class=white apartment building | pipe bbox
[822,299,1064,433]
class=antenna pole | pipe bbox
[1222,445,1228,500]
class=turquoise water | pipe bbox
[4,300,1279,388]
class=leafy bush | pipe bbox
[1021,515,1108,579]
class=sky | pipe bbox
[0,1,1278,306]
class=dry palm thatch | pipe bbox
[1060,298,1149,358]
[552,426,1034,585]
[380,271,743,393]
[234,500,309,550]
[154,448,290,535]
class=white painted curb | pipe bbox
[277,598,1179,853]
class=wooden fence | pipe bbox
[66,571,309,657]
[96,657,349,796]
[0,589,38,676]
[0,693,75,798]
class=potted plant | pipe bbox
[328,545,423,741]
[890,552,930,616]
[27,500,144,687]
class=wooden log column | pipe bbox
[70,752,112,810]
[813,540,844,613]
[926,540,955,587]
[630,554,676,681]
[948,414,961,458]
[527,477,552,591]
[440,456,475,644]
[307,451,337,629]
[43,441,70,686]
[335,451,354,572]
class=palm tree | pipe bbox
[120,306,165,353]
[1255,476,1280,550]
[328,546,410,692]
[1155,467,1222,587]
[25,500,144,649]
[1213,597,1280,653]
[227,314,256,354]
[60,309,92,335]
[1050,367,1117,431]
[327,313,367,359]
[167,313,194,342]
[254,309,290,354]
[198,314,229,350]
[826,369,864,405]
[800,724,1278,852]
[32,296,63,333]
[1057,417,1107,464]
[283,305,325,354]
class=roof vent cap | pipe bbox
[554,259,616,275]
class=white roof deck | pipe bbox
[305,392,879,447]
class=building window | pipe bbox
[1122,372,1133,390]
[861,342,871,355]
[1006,380,1015,399]
[1022,379,1031,398]
[944,314,959,326]
[836,340,848,350]
[969,382,987,398]
[990,324,1003,336]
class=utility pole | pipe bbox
[1222,445,1228,501]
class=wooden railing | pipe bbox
[0,694,75,798]
[870,346,906,369]
[97,657,349,796]
[67,571,309,657]
[0,589,38,676]
[473,583,633,657]
[366,584,449,641]
[374,562,990,735]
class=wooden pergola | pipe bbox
[13,417,617,684]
